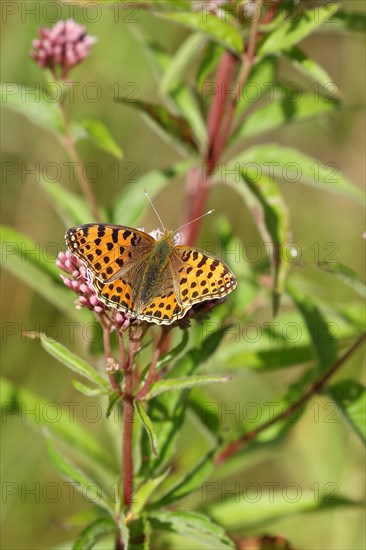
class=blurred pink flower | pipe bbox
[57,250,129,330]
[30,19,96,78]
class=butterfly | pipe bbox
[65,224,237,325]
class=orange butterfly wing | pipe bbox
[172,246,237,306]
[65,224,153,283]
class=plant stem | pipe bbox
[99,316,122,393]
[122,330,141,508]
[58,99,100,221]
[184,1,265,246]
[216,332,366,464]
[137,327,170,399]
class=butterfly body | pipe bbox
[65,223,237,325]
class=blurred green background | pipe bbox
[1,2,365,549]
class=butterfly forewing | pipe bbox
[65,224,153,283]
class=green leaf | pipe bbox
[38,178,95,226]
[145,374,230,400]
[318,263,366,297]
[115,97,198,156]
[106,390,123,419]
[135,400,159,456]
[40,334,109,390]
[232,167,291,314]
[111,160,192,225]
[151,447,215,508]
[156,330,189,370]
[283,46,341,99]
[142,41,207,153]
[160,32,206,95]
[206,491,361,531]
[47,439,114,515]
[197,41,225,89]
[258,4,339,55]
[327,380,366,445]
[236,55,278,116]
[158,12,243,54]
[139,327,230,476]
[72,380,108,397]
[127,516,151,550]
[231,143,364,204]
[131,470,170,516]
[149,510,235,549]
[78,119,123,159]
[0,82,63,135]
[287,283,337,373]
[1,225,60,279]
[325,10,366,32]
[72,517,117,550]
[230,94,343,143]
[0,226,88,322]
[0,377,111,473]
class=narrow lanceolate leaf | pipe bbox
[160,32,206,95]
[287,283,337,373]
[78,118,123,159]
[158,12,243,54]
[112,160,192,225]
[156,330,189,370]
[318,263,366,298]
[47,439,114,515]
[0,226,89,322]
[197,41,225,89]
[206,491,361,531]
[230,94,343,144]
[231,144,364,204]
[283,46,341,99]
[115,97,198,156]
[236,55,278,116]
[0,377,111,473]
[233,167,292,314]
[131,470,170,516]
[139,328,232,476]
[106,390,123,419]
[125,516,151,550]
[72,380,108,397]
[258,4,339,55]
[72,517,117,550]
[1,225,60,279]
[148,510,235,549]
[145,375,230,400]
[38,178,95,226]
[151,448,216,508]
[135,400,159,456]
[0,82,63,135]
[142,41,207,153]
[325,10,366,33]
[327,381,366,445]
[40,334,109,390]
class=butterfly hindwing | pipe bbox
[93,277,135,313]
[172,246,237,306]
[65,224,153,283]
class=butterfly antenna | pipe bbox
[173,209,215,235]
[144,189,166,231]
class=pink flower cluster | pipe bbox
[57,250,105,314]
[57,250,129,330]
[30,19,96,78]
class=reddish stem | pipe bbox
[216,332,366,464]
[137,327,170,400]
[122,339,138,508]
